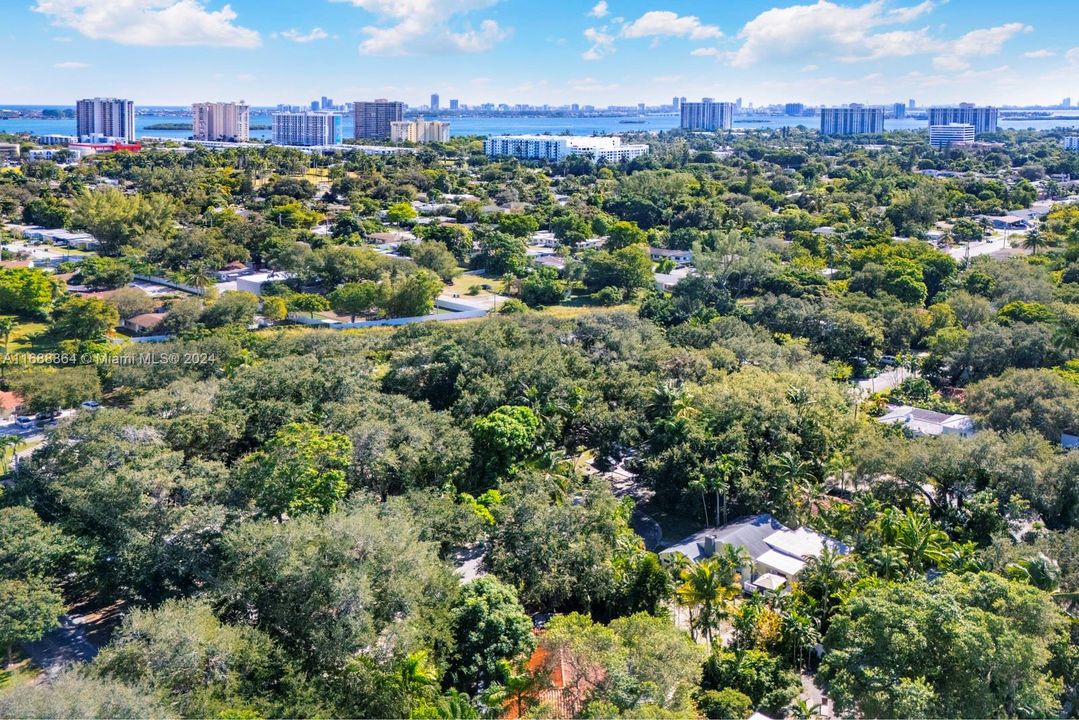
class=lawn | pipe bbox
[443,271,500,299]
[1,318,59,355]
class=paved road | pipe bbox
[22,614,100,679]
[946,235,1022,263]
[857,367,913,395]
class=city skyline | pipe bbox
[4,0,1079,107]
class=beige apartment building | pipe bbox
[192,101,250,142]
[389,116,450,143]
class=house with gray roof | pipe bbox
[659,513,848,593]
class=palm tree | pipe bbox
[0,316,14,382]
[891,509,949,572]
[688,477,709,527]
[483,660,548,719]
[678,557,738,644]
[393,650,440,715]
[1022,228,1048,255]
[772,451,813,524]
[711,453,743,525]
[799,546,851,623]
[789,699,824,720]
[780,609,821,670]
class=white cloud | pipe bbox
[801,64,819,72]
[621,11,721,41]
[932,22,1031,71]
[54,61,89,69]
[280,27,329,43]
[1023,49,1055,58]
[333,0,509,55]
[1068,47,1079,65]
[582,26,615,60]
[33,0,260,48]
[690,47,719,57]
[732,0,1028,72]
[886,0,934,23]
[588,1,608,19]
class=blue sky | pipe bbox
[5,0,1079,107]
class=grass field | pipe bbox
[443,271,500,298]
[1,318,59,355]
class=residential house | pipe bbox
[877,405,975,437]
[649,247,694,266]
[123,312,166,335]
[660,514,849,593]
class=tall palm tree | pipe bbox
[1022,228,1048,255]
[678,557,737,644]
[688,477,709,527]
[0,316,14,382]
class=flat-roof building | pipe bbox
[484,135,649,163]
[353,99,404,140]
[390,116,449,143]
[820,105,885,135]
[929,123,975,149]
[927,104,998,134]
[680,99,734,131]
[1063,137,1079,151]
[192,101,250,142]
[271,111,342,146]
[76,97,135,142]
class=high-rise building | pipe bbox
[926,104,998,134]
[929,123,975,149]
[449,98,459,111]
[271,111,342,146]
[1062,137,1079,151]
[321,96,333,109]
[892,102,907,119]
[310,100,321,111]
[390,116,450,143]
[820,105,885,135]
[735,97,743,110]
[353,99,404,140]
[908,98,916,109]
[430,93,440,112]
[1064,98,1073,108]
[784,103,805,116]
[680,99,734,131]
[672,96,680,111]
[192,101,250,142]
[76,97,135,142]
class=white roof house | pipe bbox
[877,405,975,437]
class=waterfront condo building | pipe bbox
[271,111,342,146]
[390,117,450,143]
[484,135,648,163]
[76,97,135,142]
[929,123,976,149]
[680,99,734,131]
[820,105,885,135]
[192,101,250,141]
[926,104,999,135]
[353,99,404,140]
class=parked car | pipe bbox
[879,355,898,367]
[81,400,101,410]
[14,415,35,429]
